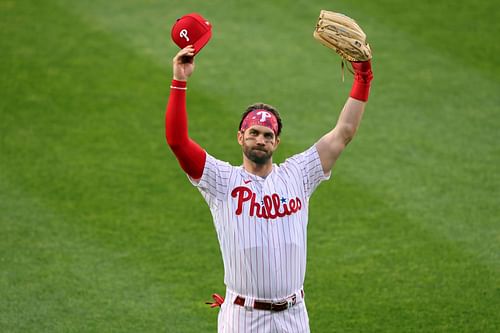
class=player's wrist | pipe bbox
[351,60,372,73]
[172,75,188,82]
[349,60,373,102]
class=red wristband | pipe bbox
[349,60,373,102]
[171,80,187,90]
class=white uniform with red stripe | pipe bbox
[190,145,329,332]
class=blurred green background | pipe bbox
[1,0,498,332]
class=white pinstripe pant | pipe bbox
[217,289,310,333]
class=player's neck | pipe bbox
[242,157,273,178]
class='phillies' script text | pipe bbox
[231,186,302,219]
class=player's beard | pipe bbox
[243,144,273,165]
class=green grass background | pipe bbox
[1,0,499,332]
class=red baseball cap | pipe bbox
[171,13,212,55]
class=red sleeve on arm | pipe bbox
[349,60,374,102]
[165,80,206,179]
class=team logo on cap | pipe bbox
[179,29,190,41]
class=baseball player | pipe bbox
[165,14,373,333]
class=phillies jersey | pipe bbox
[190,145,330,300]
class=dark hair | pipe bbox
[238,102,283,137]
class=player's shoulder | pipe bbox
[206,152,234,167]
[280,145,319,166]
[204,152,240,177]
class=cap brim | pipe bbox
[192,30,212,55]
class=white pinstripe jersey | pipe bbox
[190,145,330,300]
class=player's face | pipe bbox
[238,125,280,165]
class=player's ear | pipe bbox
[274,136,280,148]
[237,130,244,146]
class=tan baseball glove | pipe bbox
[313,10,372,62]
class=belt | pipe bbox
[234,290,303,312]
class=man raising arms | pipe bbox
[165,44,373,332]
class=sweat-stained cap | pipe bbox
[240,109,279,136]
[171,13,212,55]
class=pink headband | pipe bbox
[240,109,279,135]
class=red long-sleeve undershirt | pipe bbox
[165,80,206,179]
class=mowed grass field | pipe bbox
[1,0,499,332]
